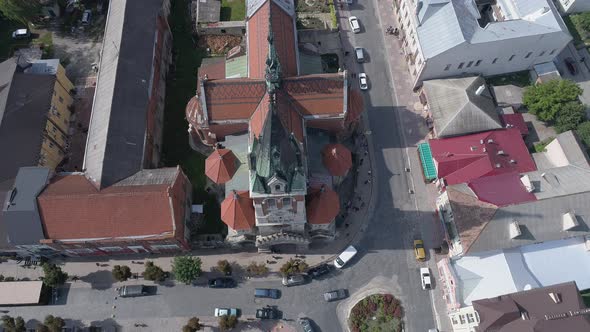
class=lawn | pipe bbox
[220,0,246,21]
[162,0,224,234]
[486,70,531,88]
[0,16,29,61]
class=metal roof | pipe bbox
[418,143,437,181]
[196,0,221,23]
[0,58,18,126]
[423,76,502,137]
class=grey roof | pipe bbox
[84,0,166,188]
[423,76,502,137]
[113,167,179,187]
[24,59,60,75]
[533,131,590,171]
[0,73,56,183]
[2,167,50,246]
[223,134,250,195]
[0,189,10,249]
[416,0,570,59]
[0,58,18,127]
[196,0,221,23]
[491,85,524,108]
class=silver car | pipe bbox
[282,274,307,287]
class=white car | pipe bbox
[359,73,368,90]
[214,308,238,317]
[334,245,358,268]
[349,16,360,33]
[420,267,432,290]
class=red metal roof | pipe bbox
[500,114,529,136]
[321,143,352,176]
[468,172,537,207]
[37,174,180,240]
[306,185,340,224]
[429,128,536,185]
[205,149,238,184]
[220,190,255,230]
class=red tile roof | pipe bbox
[306,185,340,224]
[198,60,226,81]
[283,75,345,116]
[250,94,271,139]
[468,172,537,207]
[37,174,180,240]
[500,114,529,136]
[321,143,352,176]
[221,190,255,230]
[203,79,266,121]
[247,1,297,79]
[429,128,536,186]
[205,149,239,184]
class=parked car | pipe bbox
[254,288,280,299]
[414,239,426,261]
[359,73,368,90]
[565,57,577,75]
[307,263,331,279]
[323,289,348,302]
[282,274,307,287]
[81,9,92,25]
[354,47,365,63]
[11,29,30,39]
[420,267,432,290]
[299,317,315,332]
[256,307,279,319]
[349,16,360,33]
[117,285,148,298]
[208,277,236,288]
[214,308,238,317]
[334,245,358,268]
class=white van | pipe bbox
[334,245,357,268]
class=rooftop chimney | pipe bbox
[549,292,562,304]
[475,85,486,96]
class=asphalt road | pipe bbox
[1,0,438,331]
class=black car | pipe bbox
[307,264,331,279]
[208,277,236,288]
[255,307,279,320]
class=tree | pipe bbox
[216,260,232,275]
[43,315,65,332]
[523,79,583,121]
[143,261,166,282]
[218,315,238,331]
[42,263,68,288]
[172,256,202,284]
[182,317,202,332]
[14,317,25,332]
[279,259,309,276]
[35,324,49,332]
[571,12,590,32]
[0,0,42,24]
[246,262,269,277]
[577,121,590,149]
[555,102,587,133]
[111,265,132,282]
[2,315,26,332]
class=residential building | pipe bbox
[1,167,192,257]
[84,0,172,189]
[436,131,590,257]
[393,0,572,87]
[186,0,364,251]
[0,58,74,188]
[557,0,590,14]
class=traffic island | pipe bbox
[348,294,404,332]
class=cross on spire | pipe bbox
[265,9,282,96]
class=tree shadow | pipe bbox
[80,270,115,290]
[88,318,122,331]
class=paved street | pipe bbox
[0,1,446,331]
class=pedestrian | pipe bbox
[95,262,99,267]
[364,180,369,184]
[360,158,364,165]
[368,170,372,176]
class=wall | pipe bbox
[254,195,307,235]
[197,22,246,36]
[448,306,480,332]
[46,238,187,257]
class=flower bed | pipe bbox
[349,294,404,332]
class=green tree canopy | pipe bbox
[218,315,237,331]
[112,265,132,282]
[555,102,587,133]
[523,79,583,122]
[43,315,65,332]
[279,259,309,276]
[42,263,68,288]
[571,12,590,32]
[172,256,202,284]
[143,261,166,282]
[1,315,25,332]
[577,121,590,149]
[182,317,202,332]
[216,260,232,275]
[0,0,41,24]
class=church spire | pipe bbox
[265,10,282,96]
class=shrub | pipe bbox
[555,102,587,133]
[216,260,232,275]
[348,294,403,332]
[172,256,202,284]
[218,315,238,331]
[577,121,590,149]
[182,317,202,332]
[112,265,132,282]
[143,261,166,282]
[246,262,269,276]
[279,259,308,276]
[329,0,338,29]
[523,79,582,122]
[2,315,26,332]
[3,276,14,282]
[43,315,65,332]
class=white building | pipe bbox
[557,0,590,14]
[394,0,572,87]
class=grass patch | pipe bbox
[220,0,246,21]
[32,31,54,58]
[582,289,590,308]
[162,0,225,234]
[0,16,30,61]
[486,70,531,88]
[534,137,555,153]
[321,53,339,73]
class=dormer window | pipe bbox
[275,184,281,191]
